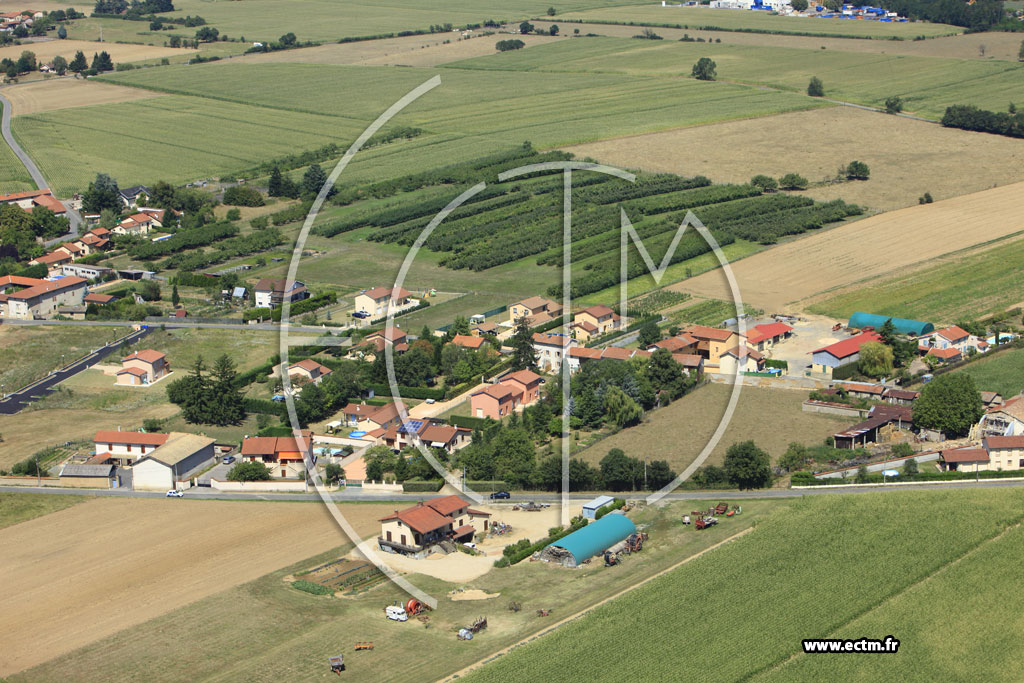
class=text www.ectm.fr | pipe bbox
[802,637,900,654]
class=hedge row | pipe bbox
[594,497,626,520]
[243,397,287,417]
[368,299,429,325]
[270,292,337,322]
[466,480,509,492]
[401,479,444,492]
[365,383,446,400]
[127,222,237,260]
[448,415,493,431]
[793,468,1024,486]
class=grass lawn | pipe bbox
[943,347,1024,399]
[0,324,130,392]
[124,327,279,375]
[0,100,33,193]
[9,497,784,682]
[0,492,87,530]
[807,234,1024,323]
[582,383,848,473]
[554,5,962,38]
[447,36,1024,120]
[464,488,1024,681]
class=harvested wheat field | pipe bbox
[563,107,1024,212]
[532,20,1024,61]
[0,39,192,66]
[0,497,398,676]
[238,33,560,67]
[2,78,164,115]
[669,180,1024,312]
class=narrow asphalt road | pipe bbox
[0,90,46,190]
[0,327,152,415]
[4,478,1024,502]
[1,318,342,334]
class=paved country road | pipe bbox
[1,318,341,334]
[0,90,46,189]
[4,478,1024,502]
[0,327,152,415]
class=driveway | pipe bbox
[0,327,152,415]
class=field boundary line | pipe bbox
[749,520,1024,680]
[440,525,754,682]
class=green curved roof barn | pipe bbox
[545,514,636,567]
[848,312,933,336]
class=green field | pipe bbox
[807,235,1024,323]
[448,36,1024,119]
[10,61,822,194]
[0,493,86,530]
[943,347,1024,399]
[464,488,1024,682]
[556,5,962,38]
[0,325,131,392]
[157,0,634,43]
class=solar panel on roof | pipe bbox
[398,420,424,434]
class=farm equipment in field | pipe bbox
[682,515,692,525]
[490,522,513,535]
[508,601,522,612]
[695,515,718,530]
[624,532,648,554]
[329,655,345,674]
[354,642,374,651]
[714,502,729,515]
[832,323,843,331]
[536,608,551,617]
[604,550,620,566]
[471,616,488,633]
[513,501,549,512]
[405,598,430,617]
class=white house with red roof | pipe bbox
[451,334,485,350]
[744,322,793,352]
[254,278,309,309]
[918,325,984,356]
[571,304,621,342]
[810,331,881,375]
[378,495,491,554]
[353,286,414,318]
[287,358,332,385]
[117,349,170,385]
[240,433,313,478]
[531,332,577,372]
[93,429,170,466]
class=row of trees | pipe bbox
[4,49,113,79]
[166,355,246,426]
[692,441,773,489]
[267,164,331,200]
[941,104,1024,140]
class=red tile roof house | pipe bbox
[810,331,881,376]
[93,430,169,466]
[355,327,409,357]
[451,334,485,350]
[918,325,974,355]
[343,401,408,431]
[926,347,962,364]
[647,334,698,354]
[240,434,313,478]
[571,304,621,341]
[744,322,793,352]
[717,345,764,375]
[499,369,543,407]
[371,420,472,453]
[0,188,66,215]
[509,296,562,326]
[287,358,333,385]
[353,286,414,318]
[117,349,170,386]
[378,495,491,555]
[531,332,577,372]
[470,383,522,420]
[0,275,87,320]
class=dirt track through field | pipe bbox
[2,79,164,115]
[667,181,1024,312]
[441,526,754,682]
[0,498,395,676]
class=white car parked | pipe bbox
[166,489,184,498]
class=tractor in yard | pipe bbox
[329,655,345,674]
[695,515,718,530]
[604,550,620,566]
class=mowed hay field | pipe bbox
[448,37,1024,120]
[463,489,1024,682]
[2,79,165,115]
[672,181,1024,312]
[531,20,1024,61]
[563,107,1024,212]
[0,497,394,677]
[587,383,847,473]
[0,324,130,392]
[556,5,962,38]
[0,39,191,65]
[808,234,1024,323]
[237,32,562,67]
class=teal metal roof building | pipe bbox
[543,514,636,567]
[848,312,933,337]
